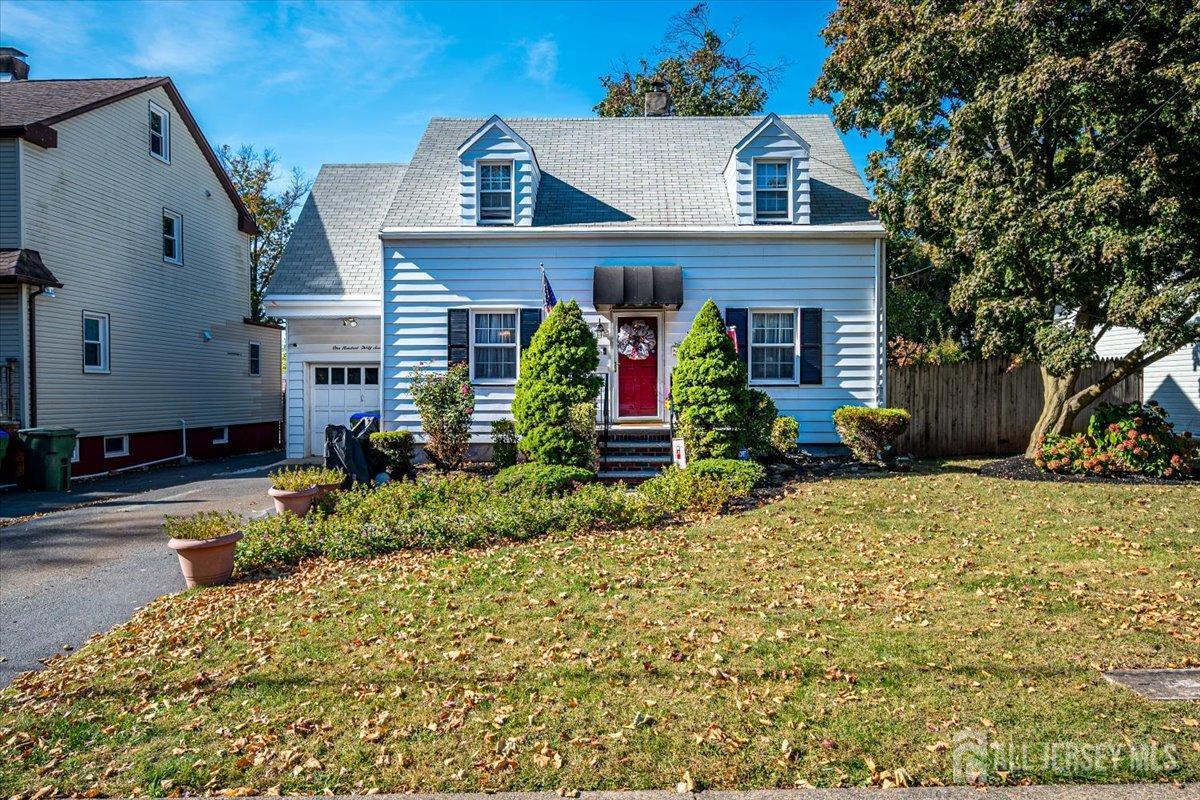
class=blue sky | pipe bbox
[1,0,883,185]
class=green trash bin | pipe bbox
[19,427,78,491]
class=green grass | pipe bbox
[2,461,1197,794]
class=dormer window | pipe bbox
[754,160,789,222]
[478,162,513,223]
[148,101,170,162]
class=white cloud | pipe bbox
[125,1,249,75]
[522,36,558,85]
[1,1,94,51]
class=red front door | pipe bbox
[617,316,659,417]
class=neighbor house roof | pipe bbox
[383,115,874,230]
[0,77,258,235]
[266,163,409,296]
[0,248,62,287]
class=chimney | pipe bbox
[644,78,670,117]
[0,47,30,81]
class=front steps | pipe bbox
[598,426,672,483]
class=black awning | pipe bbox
[593,266,682,309]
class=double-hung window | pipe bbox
[749,310,796,382]
[249,342,261,375]
[162,209,182,264]
[83,311,110,373]
[473,311,518,381]
[754,160,790,222]
[149,101,170,162]
[478,162,513,222]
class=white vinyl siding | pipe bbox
[382,236,884,444]
[82,311,110,373]
[472,310,518,381]
[725,118,811,225]
[750,309,796,382]
[162,209,182,264]
[249,341,261,375]
[148,101,170,163]
[477,163,513,223]
[16,85,281,438]
[1096,325,1200,435]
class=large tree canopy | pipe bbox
[814,0,1200,451]
[595,2,783,117]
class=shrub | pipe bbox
[638,459,761,516]
[236,511,320,572]
[832,406,911,463]
[568,401,598,469]
[1035,401,1196,478]
[770,415,800,458]
[512,299,601,468]
[490,418,519,468]
[410,362,474,470]
[670,300,748,459]
[270,466,343,492]
[494,463,594,496]
[163,510,241,541]
[744,389,778,459]
[369,430,414,477]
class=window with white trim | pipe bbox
[754,160,789,222]
[249,342,261,375]
[472,311,518,380]
[749,310,796,382]
[103,435,129,458]
[162,209,182,264]
[213,426,229,445]
[478,162,513,222]
[149,101,170,162]
[83,312,110,373]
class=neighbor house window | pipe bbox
[213,426,229,445]
[103,435,129,458]
[754,160,789,222]
[162,209,182,264]
[478,162,513,222]
[473,311,518,380]
[750,310,796,382]
[149,101,170,162]
[83,311,110,373]
[249,342,261,375]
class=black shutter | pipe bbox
[800,307,822,384]
[447,308,469,367]
[724,307,749,371]
[519,307,543,351]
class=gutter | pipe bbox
[379,224,886,240]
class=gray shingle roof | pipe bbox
[0,77,166,127]
[384,115,873,229]
[267,163,408,296]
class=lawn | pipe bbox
[1,462,1197,795]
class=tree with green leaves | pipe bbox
[219,145,311,322]
[595,2,784,117]
[814,1,1200,453]
[512,300,602,469]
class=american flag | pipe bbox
[540,264,557,315]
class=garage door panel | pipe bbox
[309,363,380,456]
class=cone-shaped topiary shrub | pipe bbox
[671,299,751,459]
[512,299,602,468]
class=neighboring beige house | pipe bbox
[0,48,281,476]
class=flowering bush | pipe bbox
[1036,401,1196,478]
[410,362,474,470]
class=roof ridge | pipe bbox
[320,162,409,168]
[426,114,830,122]
[0,76,166,83]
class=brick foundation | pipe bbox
[73,420,280,477]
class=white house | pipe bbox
[0,49,282,476]
[267,93,887,476]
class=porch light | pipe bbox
[342,317,358,328]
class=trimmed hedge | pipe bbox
[368,430,415,477]
[639,458,763,515]
[770,416,799,458]
[494,463,595,496]
[491,419,519,469]
[832,406,910,463]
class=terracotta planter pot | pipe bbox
[315,481,342,497]
[168,531,243,588]
[268,485,319,516]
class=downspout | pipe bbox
[27,285,44,427]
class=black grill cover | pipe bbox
[593,266,682,309]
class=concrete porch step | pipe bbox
[598,467,664,484]
[601,452,672,465]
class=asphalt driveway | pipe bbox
[0,451,286,685]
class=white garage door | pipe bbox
[309,364,380,455]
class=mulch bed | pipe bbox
[979,455,1200,486]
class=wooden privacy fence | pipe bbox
[888,358,1142,457]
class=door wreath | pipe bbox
[617,321,656,360]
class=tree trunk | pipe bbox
[1026,367,1079,456]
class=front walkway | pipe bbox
[0,451,285,685]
